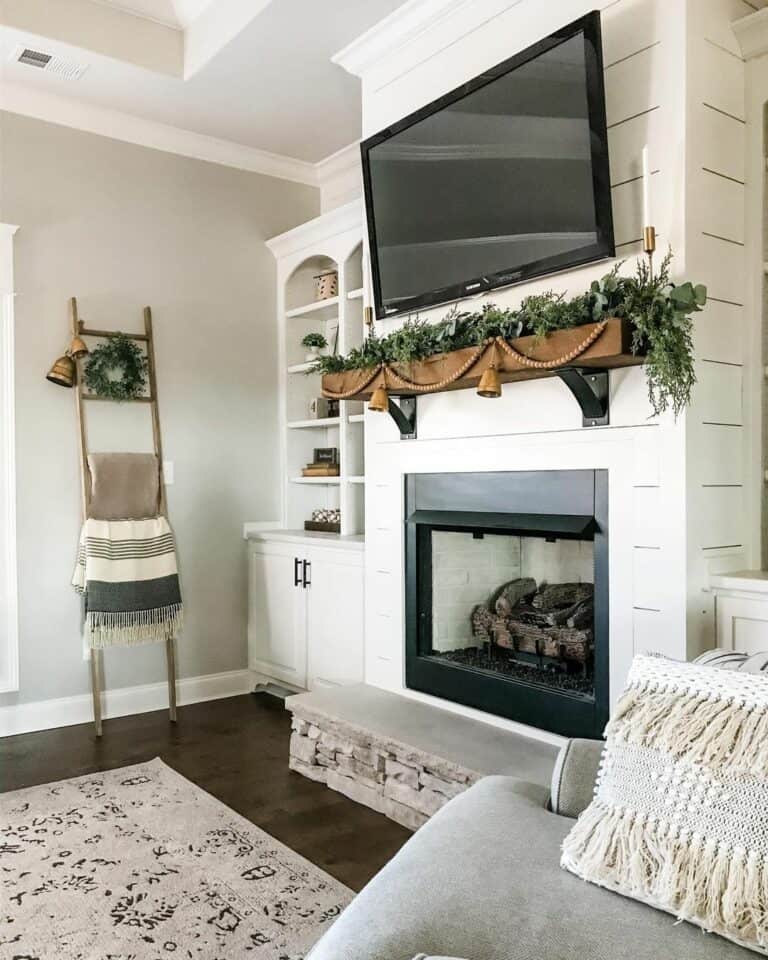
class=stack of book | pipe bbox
[302,462,340,478]
[302,446,339,478]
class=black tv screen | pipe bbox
[361,12,614,319]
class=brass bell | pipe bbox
[46,353,76,388]
[477,364,501,399]
[68,336,90,360]
[368,385,389,412]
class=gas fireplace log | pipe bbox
[471,605,495,644]
[491,578,538,617]
[531,582,593,612]
[507,621,592,663]
[566,599,594,630]
[545,597,594,627]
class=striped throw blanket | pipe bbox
[72,517,183,649]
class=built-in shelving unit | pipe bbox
[287,417,341,430]
[285,296,340,319]
[266,200,368,539]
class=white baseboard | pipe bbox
[0,669,253,738]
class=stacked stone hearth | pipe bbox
[288,705,482,830]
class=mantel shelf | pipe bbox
[322,319,644,433]
[287,362,317,374]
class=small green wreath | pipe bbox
[84,333,148,401]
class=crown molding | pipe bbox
[332,0,478,78]
[1,83,320,186]
[266,198,363,260]
[733,8,768,59]
[315,140,360,181]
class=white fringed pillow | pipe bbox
[561,653,768,955]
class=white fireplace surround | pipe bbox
[364,412,670,744]
[326,0,757,745]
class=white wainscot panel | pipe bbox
[697,0,755,56]
[699,485,744,549]
[634,607,679,658]
[417,378,581,440]
[699,424,743,485]
[632,486,662,547]
[696,39,746,122]
[633,547,664,610]
[367,609,398,662]
[705,549,748,577]
[695,360,742,425]
[605,43,664,126]
[694,298,743,365]
[698,105,745,184]
[699,171,745,244]
[716,596,768,652]
[369,566,397,608]
[611,177,643,246]
[368,482,401,532]
[608,108,664,187]
[610,366,656,426]
[696,235,746,306]
[631,426,661,486]
[602,0,662,67]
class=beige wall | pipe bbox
[0,111,319,705]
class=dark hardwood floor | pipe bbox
[0,693,410,891]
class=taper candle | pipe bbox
[642,145,652,228]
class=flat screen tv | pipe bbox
[361,12,614,319]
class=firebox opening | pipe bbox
[405,470,608,738]
[428,528,595,701]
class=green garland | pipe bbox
[84,333,148,402]
[312,252,706,418]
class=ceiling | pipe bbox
[0,0,404,164]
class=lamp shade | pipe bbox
[46,354,76,388]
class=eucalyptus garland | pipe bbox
[312,252,706,418]
[84,333,148,401]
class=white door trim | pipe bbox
[0,224,19,694]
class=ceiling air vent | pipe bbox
[11,46,88,80]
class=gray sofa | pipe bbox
[309,739,751,959]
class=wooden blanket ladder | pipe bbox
[70,296,177,737]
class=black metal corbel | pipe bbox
[555,368,609,427]
[387,396,417,439]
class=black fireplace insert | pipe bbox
[405,470,608,738]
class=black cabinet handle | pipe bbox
[302,560,311,588]
[294,557,302,587]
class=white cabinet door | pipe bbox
[248,542,307,687]
[306,547,364,689]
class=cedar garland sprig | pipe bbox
[84,333,148,402]
[311,252,707,417]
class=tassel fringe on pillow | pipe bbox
[561,654,768,955]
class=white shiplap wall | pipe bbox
[334,0,750,737]
[685,0,751,656]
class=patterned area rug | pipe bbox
[0,758,352,959]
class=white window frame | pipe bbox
[0,224,19,693]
